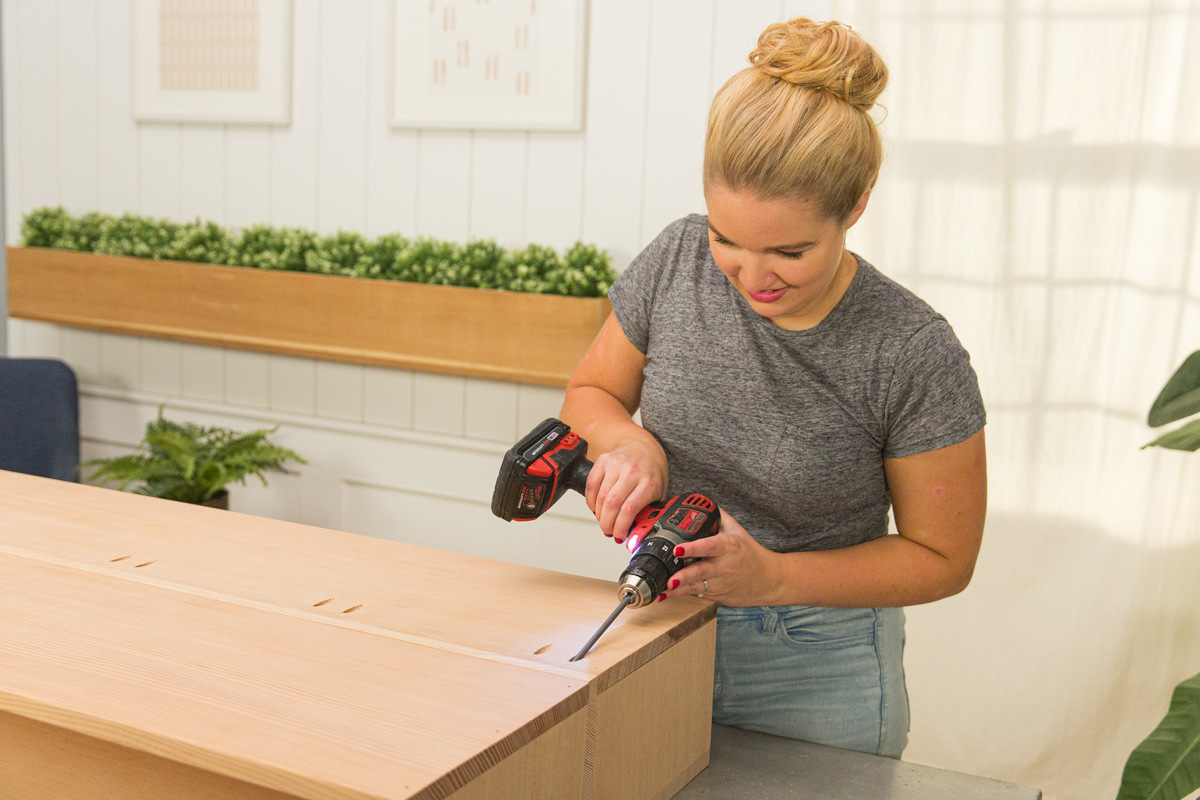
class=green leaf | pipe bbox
[23,208,617,297]
[1142,419,1200,452]
[1117,672,1200,800]
[77,406,303,503]
[1149,351,1200,428]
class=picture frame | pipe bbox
[131,0,293,125]
[390,0,587,131]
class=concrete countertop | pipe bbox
[674,725,1042,799]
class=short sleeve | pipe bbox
[883,319,986,458]
[608,220,689,354]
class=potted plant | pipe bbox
[7,207,616,387]
[1117,350,1200,800]
[81,408,305,508]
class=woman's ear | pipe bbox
[844,191,871,229]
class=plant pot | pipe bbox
[199,490,230,510]
[6,247,611,387]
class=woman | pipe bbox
[560,18,986,758]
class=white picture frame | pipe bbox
[390,0,587,131]
[132,0,293,125]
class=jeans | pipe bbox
[712,605,909,758]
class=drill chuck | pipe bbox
[616,574,657,608]
[617,525,697,606]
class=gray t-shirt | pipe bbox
[609,214,986,553]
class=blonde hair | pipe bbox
[704,18,889,223]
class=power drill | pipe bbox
[491,418,720,661]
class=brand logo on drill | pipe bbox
[519,485,544,512]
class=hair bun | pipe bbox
[749,17,887,112]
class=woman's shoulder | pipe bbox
[624,214,714,283]
[652,213,710,252]
[850,256,946,329]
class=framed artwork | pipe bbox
[390,0,587,131]
[132,0,293,125]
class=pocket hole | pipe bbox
[134,561,156,568]
[341,605,363,614]
[110,555,131,562]
[534,644,553,655]
[313,598,333,607]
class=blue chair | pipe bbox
[0,357,81,482]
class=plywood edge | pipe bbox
[427,702,589,800]
[589,619,716,800]
[589,601,719,693]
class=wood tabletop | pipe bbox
[0,470,717,799]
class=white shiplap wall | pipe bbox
[2,0,820,579]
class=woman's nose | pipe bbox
[737,254,776,291]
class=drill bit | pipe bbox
[569,593,635,662]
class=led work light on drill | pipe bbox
[491,418,720,661]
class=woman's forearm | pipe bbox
[560,385,647,458]
[762,533,976,608]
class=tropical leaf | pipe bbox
[1117,672,1200,800]
[1142,419,1200,453]
[1148,351,1200,428]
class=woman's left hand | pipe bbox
[660,509,780,607]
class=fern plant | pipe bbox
[81,408,305,505]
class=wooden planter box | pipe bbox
[0,471,716,800]
[6,247,611,387]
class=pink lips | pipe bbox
[748,288,788,303]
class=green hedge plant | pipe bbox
[20,206,617,298]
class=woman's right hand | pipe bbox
[584,437,668,542]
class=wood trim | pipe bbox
[6,247,611,387]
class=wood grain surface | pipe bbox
[7,247,611,387]
[0,472,716,799]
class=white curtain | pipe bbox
[833,2,1200,797]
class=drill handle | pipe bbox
[565,458,591,496]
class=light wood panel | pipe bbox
[7,247,611,387]
[0,471,715,799]
[0,554,589,800]
[0,471,709,676]
[0,710,299,800]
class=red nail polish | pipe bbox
[670,579,680,590]
[614,537,624,544]
[674,546,685,557]
[657,593,667,602]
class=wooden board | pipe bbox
[6,247,611,387]
[0,472,716,799]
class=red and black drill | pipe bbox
[491,418,720,661]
